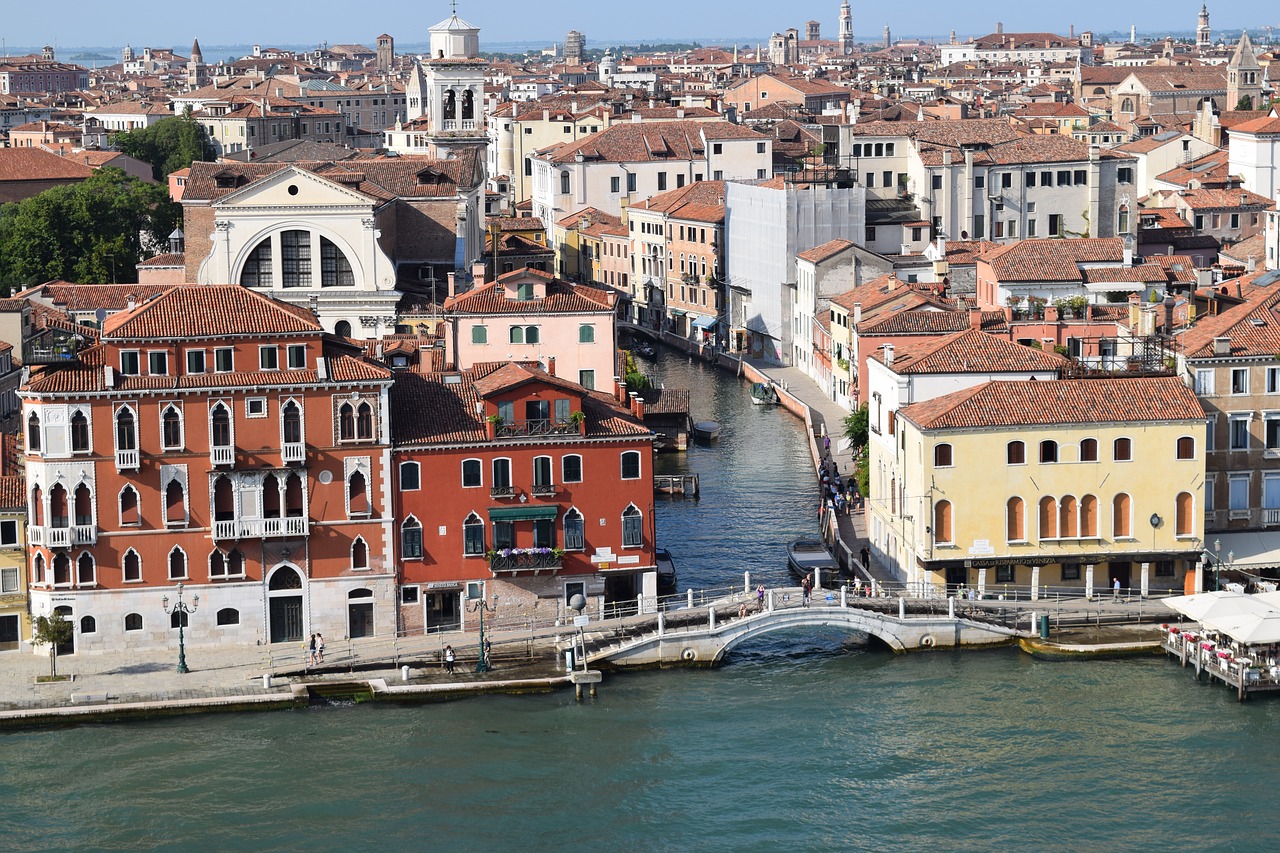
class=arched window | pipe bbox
[462,513,485,556]
[49,484,68,528]
[209,549,226,578]
[1080,439,1098,462]
[124,612,143,631]
[621,450,641,480]
[934,444,953,467]
[241,238,273,287]
[933,500,953,544]
[1080,495,1098,537]
[165,479,186,527]
[281,230,311,288]
[622,504,643,547]
[1120,97,1134,113]
[27,411,41,452]
[579,324,595,343]
[76,552,95,585]
[339,403,355,441]
[1113,493,1131,538]
[70,411,90,452]
[1177,436,1195,460]
[53,553,71,585]
[352,536,369,570]
[461,89,475,120]
[1007,497,1025,542]
[444,89,457,119]
[510,326,525,345]
[161,405,182,449]
[526,326,541,345]
[1007,440,1025,465]
[168,547,187,580]
[564,508,585,551]
[80,615,96,634]
[348,470,369,516]
[263,473,281,518]
[32,553,45,586]
[217,608,240,626]
[282,401,302,444]
[115,407,136,451]
[1113,437,1132,461]
[209,548,241,579]
[210,403,232,449]
[320,237,355,287]
[1040,440,1058,463]
[30,484,42,527]
[356,402,374,440]
[1117,204,1129,235]
[334,320,352,338]
[213,475,234,522]
[74,484,92,527]
[1175,492,1194,536]
[1039,496,1058,539]
[402,517,423,559]
[562,454,583,483]
[123,549,142,582]
[1060,495,1079,538]
[400,461,421,491]
[284,472,304,518]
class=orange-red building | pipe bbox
[390,362,656,632]
[22,285,395,652]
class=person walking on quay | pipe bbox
[308,633,317,667]
[860,545,870,571]
[757,583,766,612]
[483,638,493,671]
[802,573,813,607]
[444,644,456,675]
[823,434,831,454]
[1112,578,1121,602]
[316,633,326,664]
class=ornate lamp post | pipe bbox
[468,591,498,673]
[162,583,200,674]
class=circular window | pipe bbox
[287,184,299,195]
[318,470,334,484]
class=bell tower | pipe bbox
[839,0,854,56]
[418,6,487,157]
[1227,31,1263,111]
[1197,5,1212,52]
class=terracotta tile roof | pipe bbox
[638,387,689,415]
[1149,254,1199,284]
[1080,264,1171,284]
[0,147,94,181]
[473,362,586,399]
[102,284,322,339]
[0,474,25,511]
[1173,188,1274,211]
[1228,116,1280,135]
[18,282,172,312]
[327,353,393,382]
[487,216,546,232]
[1121,67,1227,93]
[900,376,1204,431]
[981,238,1124,282]
[871,328,1065,374]
[1155,151,1234,188]
[137,253,184,267]
[797,239,854,264]
[630,180,726,222]
[443,269,614,314]
[1180,274,1280,358]
[860,309,1008,335]
[541,120,763,165]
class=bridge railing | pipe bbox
[895,580,1187,603]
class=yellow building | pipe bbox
[871,377,1206,597]
[0,468,27,651]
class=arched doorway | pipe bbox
[267,566,304,644]
[348,588,374,638]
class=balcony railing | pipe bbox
[1265,509,1280,527]
[282,442,306,463]
[490,485,516,499]
[44,526,71,548]
[530,483,557,497]
[214,516,308,540]
[211,445,234,466]
[496,419,579,438]
[116,449,139,471]
[264,517,307,537]
[73,525,96,545]
[22,328,85,365]
[489,550,563,573]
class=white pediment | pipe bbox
[214,166,377,210]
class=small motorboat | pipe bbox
[751,381,779,406]
[692,421,721,441]
[656,548,678,596]
[633,344,656,359]
[787,538,840,582]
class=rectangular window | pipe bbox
[1229,474,1250,511]
[1230,415,1251,450]
[1206,416,1217,451]
[1195,369,1215,396]
[974,175,985,189]
[281,231,312,287]
[246,398,267,418]
[611,176,620,193]
[1267,367,1280,394]
[1265,474,1280,511]
[1026,171,1037,187]
[186,350,206,374]
[1001,172,1012,189]
[1061,563,1080,581]
[1073,170,1087,186]
[120,350,140,375]
[1027,219,1037,237]
[1117,167,1133,184]
[0,566,17,593]
[0,519,17,547]
[1231,368,1249,395]
[995,566,1015,583]
[657,172,667,191]
[563,454,583,483]
[627,173,636,193]
[259,347,279,370]
[462,459,482,488]
[215,347,234,372]
[1049,214,1063,237]
[973,215,985,239]
[148,351,168,375]
[931,174,942,190]
[579,369,595,391]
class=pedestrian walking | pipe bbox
[860,545,870,571]
[307,633,317,667]
[823,434,831,453]
[1112,577,1121,601]
[802,573,813,607]
[757,583,766,612]
[444,644,456,675]
[483,638,493,670]
[316,633,325,664]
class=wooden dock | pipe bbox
[654,474,699,497]
[1162,631,1280,702]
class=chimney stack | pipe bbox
[471,261,486,290]
[884,343,895,366]
[853,302,862,325]
[545,355,556,376]
[1213,336,1231,356]
[968,308,983,329]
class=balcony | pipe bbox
[214,516,308,541]
[116,449,140,471]
[530,483,557,497]
[22,327,85,365]
[490,485,516,499]
[282,442,306,463]
[210,445,234,466]
[73,525,96,545]
[44,526,71,548]
[264,517,307,537]
[489,549,563,573]
[496,419,580,438]
[1265,509,1280,527]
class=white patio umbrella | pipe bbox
[1199,611,1280,646]
[1162,591,1272,622]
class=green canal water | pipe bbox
[4,349,1277,851]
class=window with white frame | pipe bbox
[259,346,279,370]
[168,546,188,580]
[400,461,421,490]
[187,349,206,374]
[562,454,583,483]
[1229,474,1250,511]
[463,513,485,556]
[1195,369,1215,396]
[148,351,168,376]
[1231,368,1249,395]
[622,505,643,547]
[287,344,306,369]
[462,458,482,488]
[621,450,641,480]
[161,404,183,449]
[0,519,17,547]
[1267,414,1280,451]
[402,517,423,559]
[1230,415,1251,450]
[564,508,584,551]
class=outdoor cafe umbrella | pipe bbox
[1198,611,1280,646]
[1162,591,1272,622]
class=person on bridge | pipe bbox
[757,584,766,612]
[802,574,813,607]
[860,546,870,571]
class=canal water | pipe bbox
[5,348,1279,851]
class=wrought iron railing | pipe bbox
[489,551,563,572]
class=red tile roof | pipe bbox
[541,120,763,165]
[797,238,855,264]
[0,147,94,182]
[443,269,614,314]
[872,329,1063,374]
[981,238,1124,282]
[1179,273,1280,359]
[102,284,321,339]
[18,282,173,312]
[900,376,1204,430]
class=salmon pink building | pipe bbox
[22,285,395,653]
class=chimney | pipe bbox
[1163,294,1176,334]
[447,271,458,296]
[1128,293,1141,329]
[546,355,556,376]
[126,293,137,311]
[884,343,895,366]
[853,302,862,325]
[632,111,641,123]
[614,375,626,403]
[1123,240,1133,267]
[968,308,983,329]
[630,391,645,419]
[1045,304,1059,322]
[471,260,486,290]
[1213,336,1231,356]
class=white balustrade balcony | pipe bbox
[116,449,139,471]
[73,525,96,545]
[282,442,306,463]
[211,445,234,466]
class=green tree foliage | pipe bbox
[31,612,74,678]
[1236,95,1255,111]
[113,113,216,181]
[843,403,868,451]
[0,167,181,290]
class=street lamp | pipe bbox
[162,583,199,674]
[468,591,498,673]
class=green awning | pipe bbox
[488,506,560,521]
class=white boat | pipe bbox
[787,538,840,581]
[751,381,779,406]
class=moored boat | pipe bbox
[787,537,840,582]
[751,381,779,406]
[692,421,720,440]
[656,548,678,595]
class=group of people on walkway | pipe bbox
[307,633,326,667]
[819,439,861,518]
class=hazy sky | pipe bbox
[1,0,1264,51]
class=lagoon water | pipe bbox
[4,349,1277,851]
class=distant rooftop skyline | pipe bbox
[1,0,1267,53]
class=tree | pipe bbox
[0,167,181,290]
[843,403,868,451]
[113,113,216,181]
[31,612,73,678]
[1236,95,1255,111]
